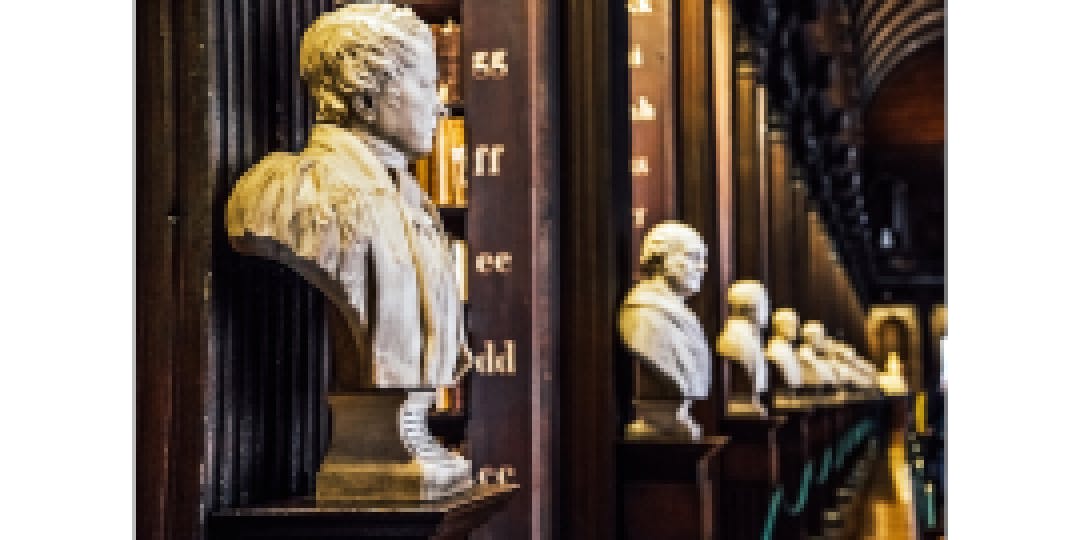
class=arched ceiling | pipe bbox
[853,0,945,103]
[865,40,944,147]
[861,31,944,302]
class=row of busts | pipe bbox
[716,280,885,416]
[619,222,896,440]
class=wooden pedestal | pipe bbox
[715,415,787,539]
[207,484,518,540]
[773,403,815,539]
[619,436,729,540]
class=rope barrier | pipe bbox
[759,417,878,540]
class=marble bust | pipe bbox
[850,349,881,389]
[824,336,859,400]
[226,4,469,501]
[839,343,876,390]
[796,321,836,393]
[618,221,710,440]
[716,280,770,416]
[765,308,803,389]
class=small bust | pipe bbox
[848,348,880,388]
[824,337,854,385]
[619,222,710,439]
[837,343,874,389]
[797,321,836,388]
[716,280,770,415]
[765,308,803,388]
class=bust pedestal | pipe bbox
[316,391,472,503]
[619,436,728,540]
[626,359,702,440]
[714,414,787,539]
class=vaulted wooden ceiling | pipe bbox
[854,0,945,303]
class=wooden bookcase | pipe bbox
[135,1,556,538]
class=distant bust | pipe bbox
[847,348,880,388]
[226,3,465,388]
[716,280,770,415]
[765,308,802,387]
[619,222,710,439]
[797,321,835,387]
[824,337,856,386]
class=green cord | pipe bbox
[785,462,815,515]
[760,417,879,540]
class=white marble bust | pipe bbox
[619,222,710,439]
[716,280,770,415]
[797,321,836,387]
[225,4,469,500]
[849,349,880,388]
[765,308,803,388]
[838,343,875,389]
[824,337,858,387]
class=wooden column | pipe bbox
[791,178,811,321]
[463,0,559,536]
[709,0,737,423]
[679,0,719,433]
[806,209,823,324]
[561,0,628,537]
[629,0,677,278]
[137,0,233,537]
[732,31,766,283]
[767,127,794,310]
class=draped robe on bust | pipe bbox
[618,280,711,399]
[797,344,834,386]
[765,337,802,387]
[226,123,464,387]
[716,318,769,394]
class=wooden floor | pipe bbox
[855,430,921,539]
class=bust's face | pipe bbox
[776,314,798,340]
[665,242,708,297]
[369,46,441,157]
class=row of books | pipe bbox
[431,20,462,106]
[413,116,468,207]
[435,386,465,413]
[429,21,467,421]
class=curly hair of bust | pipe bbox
[638,222,705,278]
[300,3,433,125]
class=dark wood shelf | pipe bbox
[404,0,462,24]
[208,484,518,540]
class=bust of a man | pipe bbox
[847,348,880,390]
[618,222,710,440]
[226,4,469,501]
[716,280,770,416]
[824,336,858,399]
[796,321,836,394]
[765,308,803,389]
